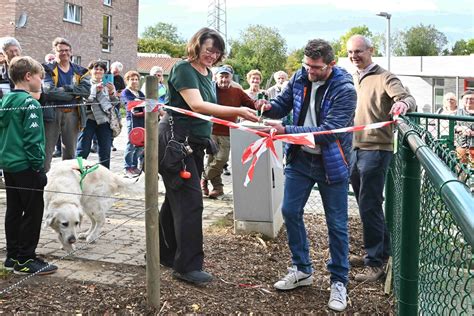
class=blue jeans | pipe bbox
[282,150,349,285]
[76,119,113,169]
[350,149,392,267]
[124,118,144,169]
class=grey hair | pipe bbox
[110,61,123,71]
[1,37,22,54]
[273,71,288,81]
[348,35,373,49]
[150,66,163,75]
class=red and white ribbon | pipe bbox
[128,101,398,186]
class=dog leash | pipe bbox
[74,157,100,191]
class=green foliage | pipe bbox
[137,38,186,57]
[227,25,287,88]
[393,24,447,56]
[334,25,380,57]
[138,22,186,57]
[285,48,304,76]
[141,22,184,44]
[450,39,474,55]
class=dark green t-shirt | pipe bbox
[168,60,216,139]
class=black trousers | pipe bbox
[159,143,206,274]
[4,168,47,262]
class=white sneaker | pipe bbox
[274,266,313,290]
[328,281,347,312]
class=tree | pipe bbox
[226,25,287,88]
[138,38,186,57]
[333,25,382,57]
[450,39,474,55]
[393,24,447,56]
[285,48,304,76]
[138,22,186,57]
[141,22,184,43]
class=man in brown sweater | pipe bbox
[347,35,416,282]
[201,65,255,198]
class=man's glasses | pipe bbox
[56,49,71,54]
[203,48,222,58]
[347,49,366,55]
[301,61,328,71]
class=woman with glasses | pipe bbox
[434,92,458,137]
[76,61,118,169]
[158,27,258,285]
[437,92,458,114]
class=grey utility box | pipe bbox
[230,127,284,238]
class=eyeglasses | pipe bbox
[301,61,328,71]
[203,48,222,58]
[347,49,366,55]
[56,49,71,53]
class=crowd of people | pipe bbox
[0,27,472,313]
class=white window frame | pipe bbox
[71,56,81,66]
[103,0,112,6]
[101,15,112,52]
[63,2,82,24]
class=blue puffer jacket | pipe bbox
[265,66,357,183]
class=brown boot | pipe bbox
[349,254,365,268]
[208,187,224,199]
[354,266,384,282]
[200,179,209,196]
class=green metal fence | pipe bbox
[387,118,474,315]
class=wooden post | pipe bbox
[144,75,160,308]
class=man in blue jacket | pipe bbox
[258,39,356,312]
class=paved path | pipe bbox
[0,120,358,286]
[0,121,236,285]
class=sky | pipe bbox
[138,0,474,52]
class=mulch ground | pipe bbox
[0,213,394,314]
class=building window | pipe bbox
[101,15,112,52]
[434,87,444,112]
[71,55,81,65]
[63,3,82,24]
[103,0,112,6]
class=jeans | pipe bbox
[76,119,113,169]
[350,149,392,267]
[124,118,144,169]
[282,150,349,285]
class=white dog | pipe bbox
[43,159,143,252]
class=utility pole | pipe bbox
[207,0,227,46]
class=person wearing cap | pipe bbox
[141,66,168,104]
[201,65,256,198]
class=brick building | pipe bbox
[0,0,139,72]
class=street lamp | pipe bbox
[376,11,391,71]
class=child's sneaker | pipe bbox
[3,258,18,271]
[14,257,58,275]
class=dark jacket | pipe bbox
[41,61,91,126]
[265,66,357,183]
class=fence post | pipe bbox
[144,75,160,308]
[398,141,421,315]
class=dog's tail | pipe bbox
[110,172,145,197]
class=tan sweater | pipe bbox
[353,65,416,151]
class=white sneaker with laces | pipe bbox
[328,281,347,312]
[274,266,313,290]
